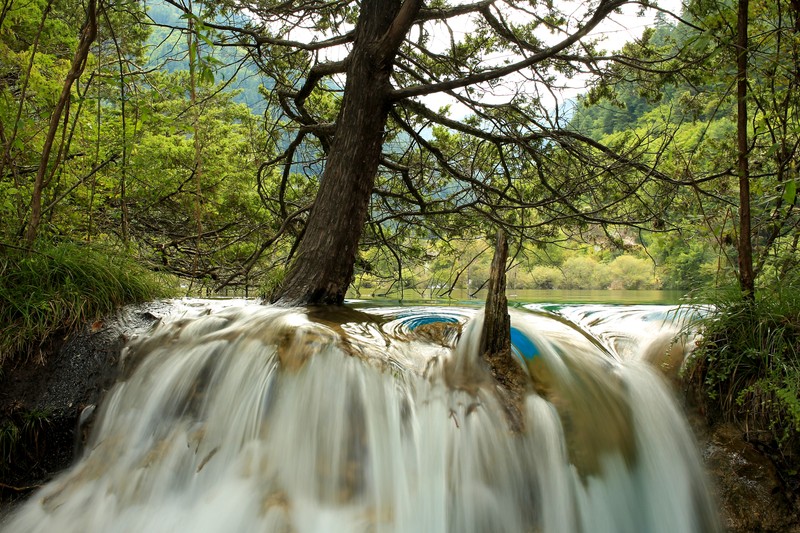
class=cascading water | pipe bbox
[2,300,719,533]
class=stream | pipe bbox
[1,300,719,532]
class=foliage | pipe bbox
[350,233,668,298]
[574,0,800,296]
[2,0,784,305]
[0,0,796,340]
[0,243,172,368]
[646,231,721,290]
[0,408,51,472]
[559,256,605,290]
[688,278,800,468]
[525,265,563,290]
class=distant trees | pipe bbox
[570,0,800,295]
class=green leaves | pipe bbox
[689,280,800,474]
[0,242,171,368]
[783,180,797,205]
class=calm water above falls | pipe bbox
[3,300,718,533]
[361,289,689,306]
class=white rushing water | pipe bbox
[2,300,719,533]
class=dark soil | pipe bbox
[0,301,171,515]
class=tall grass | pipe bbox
[0,242,173,368]
[688,279,800,467]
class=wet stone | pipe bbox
[702,422,800,533]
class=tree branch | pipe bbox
[379,0,424,59]
[390,0,628,101]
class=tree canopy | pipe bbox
[0,0,797,303]
[150,0,697,304]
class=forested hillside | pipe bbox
[569,3,798,293]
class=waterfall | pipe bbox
[2,300,719,533]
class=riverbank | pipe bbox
[684,403,800,531]
[0,302,169,514]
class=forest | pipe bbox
[1,0,799,488]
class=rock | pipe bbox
[0,302,169,510]
[700,422,800,533]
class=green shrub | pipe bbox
[0,242,172,368]
[560,256,607,289]
[607,255,657,290]
[687,281,800,466]
[526,265,563,289]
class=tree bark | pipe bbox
[188,0,204,288]
[480,230,511,356]
[479,230,530,432]
[271,0,421,305]
[24,0,97,245]
[737,0,755,298]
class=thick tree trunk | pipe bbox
[271,0,419,305]
[736,0,755,298]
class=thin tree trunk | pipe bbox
[1,0,52,191]
[89,37,102,242]
[736,0,754,297]
[479,230,530,432]
[24,0,97,245]
[100,4,130,244]
[188,1,204,291]
[271,0,421,305]
[46,72,94,229]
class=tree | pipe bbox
[736,0,754,297]
[573,0,800,295]
[160,0,679,305]
[0,0,155,246]
[24,0,98,245]
[681,0,800,293]
[269,0,422,304]
[105,71,274,290]
[0,0,87,241]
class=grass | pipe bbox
[687,279,800,470]
[0,408,50,471]
[0,242,173,369]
